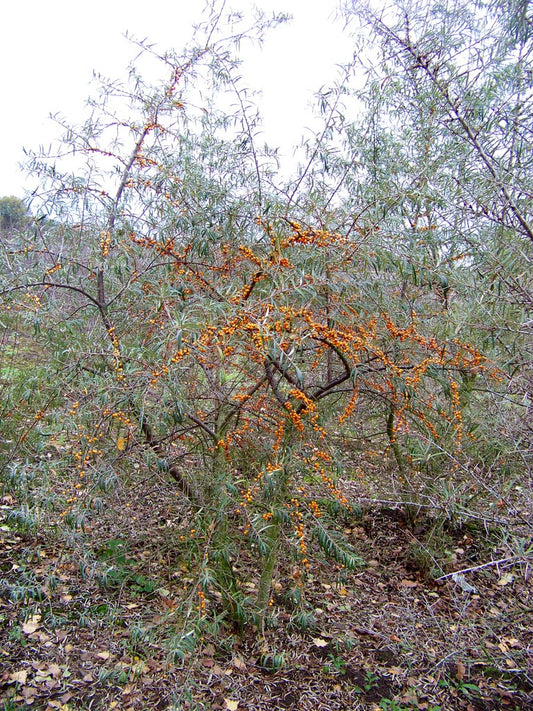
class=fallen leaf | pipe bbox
[34,671,50,682]
[497,572,514,586]
[131,661,149,675]
[116,437,127,451]
[22,685,36,700]
[225,699,238,711]
[457,660,465,680]
[504,637,520,648]
[9,670,28,684]
[312,637,329,648]
[401,689,418,705]
[400,579,418,588]
[96,651,111,660]
[22,614,42,635]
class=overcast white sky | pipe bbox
[1,0,354,198]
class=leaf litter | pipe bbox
[1,481,532,710]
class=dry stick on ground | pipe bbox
[436,554,532,581]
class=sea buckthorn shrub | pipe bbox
[0,15,499,627]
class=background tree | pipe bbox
[0,196,29,233]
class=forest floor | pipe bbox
[1,474,532,711]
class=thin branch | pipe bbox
[1,281,102,311]
[436,555,531,581]
[186,412,217,441]
[264,359,288,408]
[369,13,533,243]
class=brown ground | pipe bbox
[1,475,532,711]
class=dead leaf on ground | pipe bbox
[312,637,329,647]
[21,685,37,700]
[497,572,514,586]
[503,637,520,648]
[22,614,41,634]
[232,656,246,670]
[9,669,28,684]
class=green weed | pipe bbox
[322,653,347,675]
